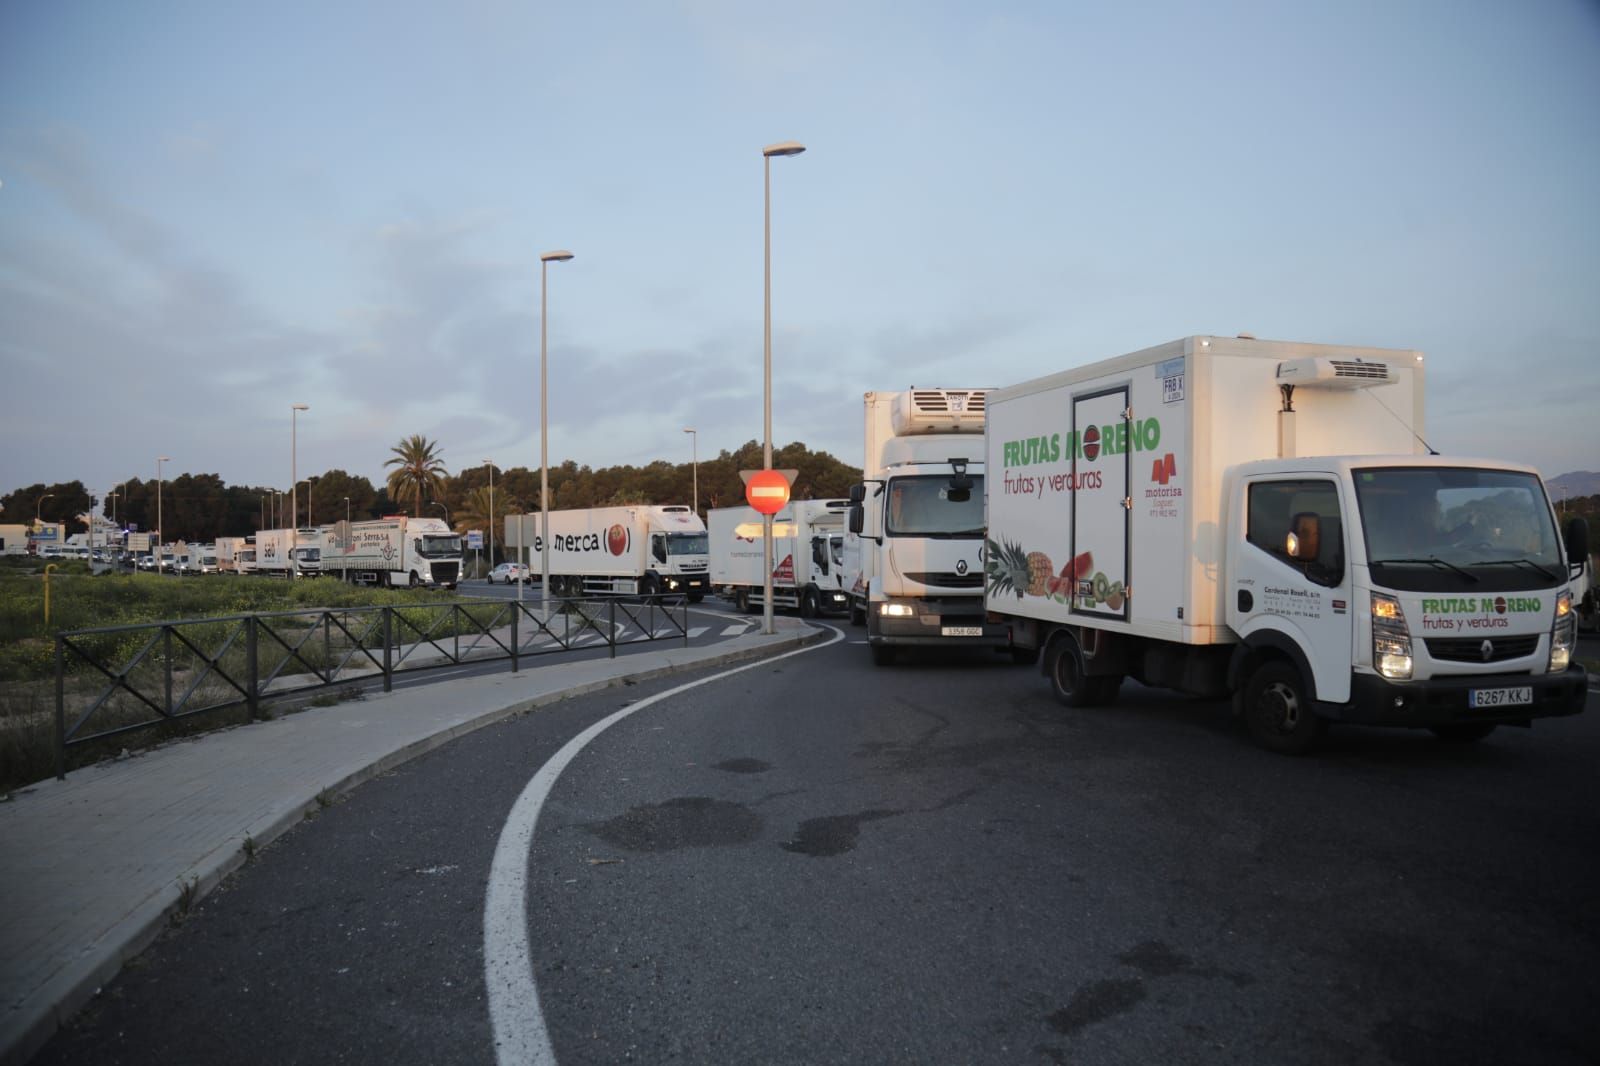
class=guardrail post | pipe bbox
[164,626,174,717]
[382,607,393,693]
[247,615,259,721]
[683,599,690,648]
[324,611,332,684]
[609,597,617,659]
[54,636,66,781]
[454,604,461,664]
[510,603,520,674]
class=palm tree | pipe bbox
[384,435,448,517]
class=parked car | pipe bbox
[487,561,530,584]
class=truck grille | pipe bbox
[433,562,460,583]
[680,562,708,573]
[903,571,984,589]
[1425,635,1539,663]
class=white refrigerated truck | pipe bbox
[983,334,1588,752]
[506,505,709,600]
[710,499,851,617]
[844,388,1014,665]
[317,516,462,588]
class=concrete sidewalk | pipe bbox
[0,619,816,1065]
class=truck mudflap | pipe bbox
[1334,665,1587,726]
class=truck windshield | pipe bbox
[666,532,709,556]
[886,475,986,538]
[1354,467,1563,592]
[419,535,462,558]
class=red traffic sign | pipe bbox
[743,468,792,515]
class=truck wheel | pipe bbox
[734,589,751,614]
[801,588,819,619]
[1045,634,1100,707]
[1242,661,1324,755]
[1430,723,1497,743]
[687,592,704,604]
[641,574,660,600]
[849,601,866,627]
[870,642,897,667]
[409,572,419,588]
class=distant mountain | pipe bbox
[1549,471,1600,500]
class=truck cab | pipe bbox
[1224,456,1586,748]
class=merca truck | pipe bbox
[983,334,1588,753]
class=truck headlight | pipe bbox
[1550,591,1574,672]
[879,602,914,618]
[1372,592,1413,680]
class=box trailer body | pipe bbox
[215,537,249,574]
[984,335,1587,751]
[317,517,462,588]
[844,388,1013,664]
[254,528,324,578]
[710,500,851,616]
[506,505,709,599]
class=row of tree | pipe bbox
[0,437,863,545]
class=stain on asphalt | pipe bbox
[1118,939,1255,988]
[712,758,772,774]
[781,809,902,857]
[1118,940,1191,977]
[1045,978,1147,1035]
[585,797,762,852]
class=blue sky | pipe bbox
[2,0,1597,504]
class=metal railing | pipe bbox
[51,596,691,778]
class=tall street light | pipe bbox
[290,402,309,569]
[483,459,496,571]
[683,428,698,517]
[540,249,574,610]
[430,501,450,527]
[156,457,170,571]
[762,140,805,635]
[34,492,54,530]
[344,496,351,526]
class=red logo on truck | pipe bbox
[1082,425,1101,461]
[606,524,629,556]
[1150,453,1177,485]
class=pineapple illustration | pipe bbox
[986,538,1051,599]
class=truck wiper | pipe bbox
[1469,558,1558,581]
[1372,556,1478,582]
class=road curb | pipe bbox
[2,625,822,1066]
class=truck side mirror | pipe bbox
[1564,515,1590,565]
[848,504,864,535]
[848,483,866,505]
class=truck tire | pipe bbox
[1045,634,1103,707]
[801,588,819,619]
[870,642,897,667]
[735,589,752,614]
[850,600,866,626]
[1430,723,1497,743]
[1242,661,1324,755]
[687,591,704,604]
[409,571,419,589]
[641,574,660,600]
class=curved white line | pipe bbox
[484,624,844,1065]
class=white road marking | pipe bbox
[483,624,843,1065]
[720,623,751,637]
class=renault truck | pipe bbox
[710,499,850,617]
[983,335,1588,753]
[844,388,1015,665]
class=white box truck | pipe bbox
[255,528,321,578]
[710,499,851,617]
[844,388,1015,664]
[983,335,1588,752]
[215,537,249,574]
[317,517,462,588]
[506,505,709,600]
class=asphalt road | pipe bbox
[34,625,1600,1065]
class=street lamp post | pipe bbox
[430,501,450,526]
[762,140,805,635]
[484,459,496,573]
[290,403,308,577]
[540,249,575,611]
[155,457,170,571]
[34,493,54,529]
[344,496,351,526]
[683,428,698,517]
